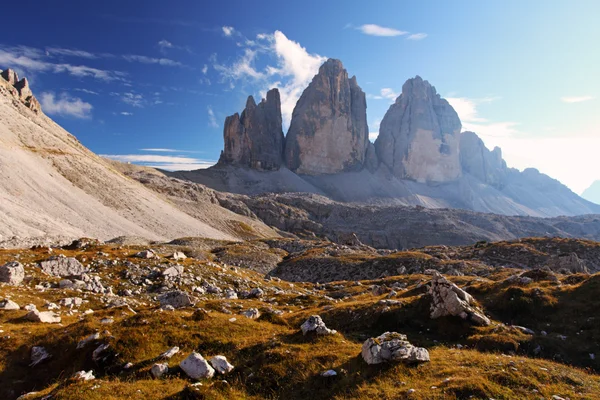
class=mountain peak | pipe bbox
[1,67,41,113]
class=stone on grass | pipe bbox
[77,332,100,349]
[249,287,264,298]
[321,370,337,377]
[301,315,337,336]
[0,261,25,285]
[429,272,490,326]
[180,352,215,380]
[0,299,20,310]
[241,308,260,319]
[171,252,187,260]
[151,363,169,378]
[209,355,234,374]
[158,290,193,309]
[72,370,95,381]
[163,265,184,277]
[25,310,61,324]
[30,346,52,366]
[160,346,180,359]
[92,343,111,362]
[361,332,430,365]
[134,250,157,259]
[39,256,86,277]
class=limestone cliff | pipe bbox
[218,88,284,171]
[460,131,508,189]
[375,76,461,183]
[284,59,369,175]
[0,68,41,113]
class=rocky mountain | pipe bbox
[284,59,370,175]
[583,181,600,205]
[375,76,462,183]
[0,68,277,246]
[217,88,284,170]
[179,59,600,218]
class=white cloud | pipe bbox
[46,47,99,59]
[369,118,381,141]
[139,148,201,153]
[213,48,264,82]
[158,40,173,50]
[407,33,428,40]
[39,92,92,118]
[561,95,595,103]
[101,154,215,171]
[122,54,182,67]
[207,106,218,128]
[120,92,144,107]
[120,111,133,116]
[357,24,407,37]
[202,64,208,74]
[74,88,99,95]
[222,26,235,37]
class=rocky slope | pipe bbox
[217,89,284,170]
[0,69,277,245]
[284,59,370,175]
[1,237,599,399]
[583,181,600,205]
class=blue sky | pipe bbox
[1,0,599,193]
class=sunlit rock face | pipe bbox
[284,59,369,175]
[218,88,285,171]
[459,131,508,189]
[375,76,461,183]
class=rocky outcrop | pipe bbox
[38,256,87,277]
[361,332,430,365]
[460,131,508,189]
[375,76,461,183]
[285,59,369,175]
[300,315,337,336]
[218,89,284,171]
[429,272,490,326]
[0,68,41,112]
[0,261,25,285]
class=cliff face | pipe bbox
[0,68,41,113]
[284,59,370,175]
[459,131,508,189]
[375,76,461,183]
[218,88,284,171]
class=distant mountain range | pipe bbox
[172,58,600,218]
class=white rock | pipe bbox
[134,250,157,259]
[158,291,193,309]
[59,297,83,308]
[321,369,337,377]
[160,346,180,359]
[361,332,430,365]
[77,332,101,349]
[225,290,238,299]
[301,315,337,336]
[180,352,215,380]
[171,252,187,260]
[39,256,87,277]
[151,363,169,378]
[429,272,490,326]
[24,304,37,311]
[72,370,95,381]
[163,265,184,277]
[241,308,260,319]
[92,344,110,362]
[0,299,20,310]
[30,346,52,366]
[209,355,234,374]
[249,287,264,298]
[0,261,25,285]
[25,310,61,324]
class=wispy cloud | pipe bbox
[222,26,235,37]
[120,111,133,116]
[202,64,208,74]
[561,95,595,103]
[157,40,173,51]
[357,24,408,37]
[207,106,218,128]
[407,33,428,40]
[446,96,517,139]
[101,154,215,171]
[39,92,93,118]
[122,54,183,67]
[74,88,99,95]
[46,47,100,59]
[139,148,202,153]
[369,87,399,101]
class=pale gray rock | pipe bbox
[160,346,180,359]
[285,59,369,175]
[241,308,260,319]
[429,272,490,326]
[361,332,430,365]
[0,298,20,310]
[321,369,337,377]
[218,89,284,171]
[134,250,157,259]
[459,131,508,188]
[72,370,95,381]
[158,290,193,309]
[92,343,110,362]
[151,363,169,378]
[546,252,589,274]
[180,352,215,380]
[163,265,184,277]
[209,355,234,374]
[375,76,462,183]
[59,297,83,308]
[39,256,87,277]
[25,310,61,323]
[248,287,264,298]
[30,346,52,366]
[300,315,337,336]
[171,251,187,260]
[77,332,100,349]
[0,261,25,285]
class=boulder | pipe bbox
[39,256,87,277]
[0,261,25,285]
[209,355,234,374]
[546,253,589,274]
[375,76,462,183]
[30,346,52,366]
[218,88,285,171]
[25,310,61,324]
[429,272,490,326]
[171,252,187,260]
[158,290,193,309]
[300,315,337,336]
[180,352,215,380]
[0,299,20,310]
[160,346,180,359]
[285,59,370,175]
[241,308,260,319]
[134,250,157,259]
[361,332,430,365]
[162,265,184,277]
[72,370,95,381]
[151,363,169,378]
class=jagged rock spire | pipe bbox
[1,68,41,113]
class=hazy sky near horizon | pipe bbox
[1,1,598,194]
